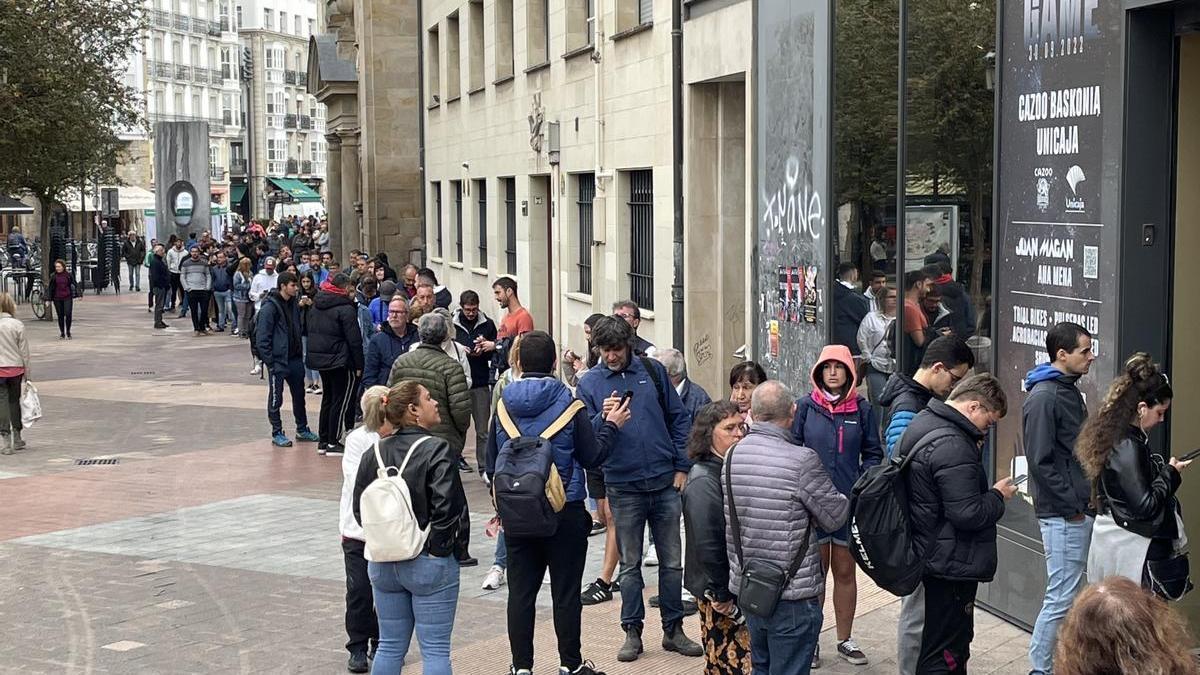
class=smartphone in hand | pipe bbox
[1179,448,1200,462]
[619,390,634,407]
[1011,474,1028,486]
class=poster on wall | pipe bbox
[904,205,958,272]
[753,0,832,392]
[991,0,1122,569]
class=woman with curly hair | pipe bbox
[1054,575,1198,675]
[1078,353,1191,597]
[681,400,751,675]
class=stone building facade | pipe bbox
[309,0,424,265]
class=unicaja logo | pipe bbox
[850,519,873,570]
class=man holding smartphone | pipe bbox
[1023,322,1096,675]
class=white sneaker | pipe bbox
[250,364,262,376]
[644,546,659,567]
[482,565,506,590]
[681,588,696,603]
[543,570,551,584]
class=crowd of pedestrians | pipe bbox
[98,221,1196,675]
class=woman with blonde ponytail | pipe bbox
[337,385,392,671]
[1081,353,1191,598]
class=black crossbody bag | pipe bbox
[724,444,814,617]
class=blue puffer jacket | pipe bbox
[362,322,419,388]
[576,354,692,486]
[486,375,616,503]
[792,345,884,496]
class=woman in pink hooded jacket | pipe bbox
[791,344,883,667]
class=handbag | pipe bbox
[724,444,814,618]
[1145,553,1193,601]
[20,380,41,428]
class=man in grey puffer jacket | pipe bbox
[725,380,848,674]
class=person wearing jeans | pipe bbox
[575,316,701,663]
[254,272,319,448]
[452,292,498,474]
[351,384,468,675]
[210,251,233,332]
[179,247,212,336]
[746,598,823,675]
[149,245,170,329]
[1022,323,1096,674]
[46,259,76,340]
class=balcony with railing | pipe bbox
[221,64,232,80]
[284,70,297,85]
[210,166,227,181]
[285,159,299,175]
[284,114,297,130]
[150,9,171,28]
[301,160,312,174]
[175,64,191,80]
[173,14,190,31]
[230,159,247,175]
[299,115,312,130]
[147,112,226,133]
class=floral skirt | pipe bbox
[698,598,752,675]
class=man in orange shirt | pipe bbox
[900,269,934,376]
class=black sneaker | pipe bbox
[559,660,606,675]
[457,457,472,472]
[590,520,606,536]
[837,638,868,665]
[457,555,478,567]
[580,578,614,605]
[325,444,345,456]
[347,651,369,673]
[812,642,822,669]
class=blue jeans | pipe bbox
[493,530,507,569]
[213,290,231,329]
[368,553,460,675]
[1029,515,1093,674]
[301,336,319,383]
[746,597,822,675]
[607,481,685,629]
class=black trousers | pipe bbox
[53,298,73,337]
[918,576,978,674]
[168,272,182,308]
[318,367,361,445]
[505,501,592,670]
[341,537,378,654]
[187,290,210,332]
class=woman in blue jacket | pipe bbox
[792,343,883,668]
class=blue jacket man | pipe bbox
[253,271,318,447]
[574,316,702,662]
[363,319,419,389]
[483,330,623,675]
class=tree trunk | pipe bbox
[969,181,986,321]
[36,194,56,321]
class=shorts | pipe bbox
[817,521,850,547]
[587,469,606,501]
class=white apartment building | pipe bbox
[235,0,328,219]
[140,0,243,207]
[423,0,676,357]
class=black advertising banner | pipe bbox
[754,0,831,392]
[994,0,1123,543]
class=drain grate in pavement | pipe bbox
[76,458,119,466]
[130,370,156,376]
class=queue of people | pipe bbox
[110,223,1197,675]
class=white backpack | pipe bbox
[361,436,431,562]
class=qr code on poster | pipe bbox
[1083,245,1098,279]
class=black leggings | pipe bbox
[53,298,73,337]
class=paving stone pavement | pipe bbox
[0,289,1033,674]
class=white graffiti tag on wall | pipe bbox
[761,156,823,240]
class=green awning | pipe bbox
[267,177,321,203]
[230,185,247,204]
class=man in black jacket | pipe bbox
[833,262,871,355]
[925,261,976,339]
[121,230,146,292]
[149,244,171,329]
[879,335,974,457]
[305,272,364,454]
[1023,321,1095,674]
[453,290,498,476]
[255,272,320,448]
[900,374,1016,674]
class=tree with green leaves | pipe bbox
[0,0,146,295]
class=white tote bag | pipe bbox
[20,380,41,428]
[360,436,432,562]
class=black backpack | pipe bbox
[847,426,955,596]
[491,399,584,538]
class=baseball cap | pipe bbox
[379,280,397,303]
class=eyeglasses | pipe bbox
[387,310,407,316]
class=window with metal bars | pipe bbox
[504,177,517,274]
[433,182,443,258]
[476,179,488,267]
[453,180,463,261]
[577,173,595,294]
[628,170,654,310]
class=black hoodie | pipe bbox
[305,289,364,371]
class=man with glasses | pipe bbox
[899,374,1017,674]
[362,297,419,389]
[880,335,976,458]
[453,290,498,476]
[613,300,656,358]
